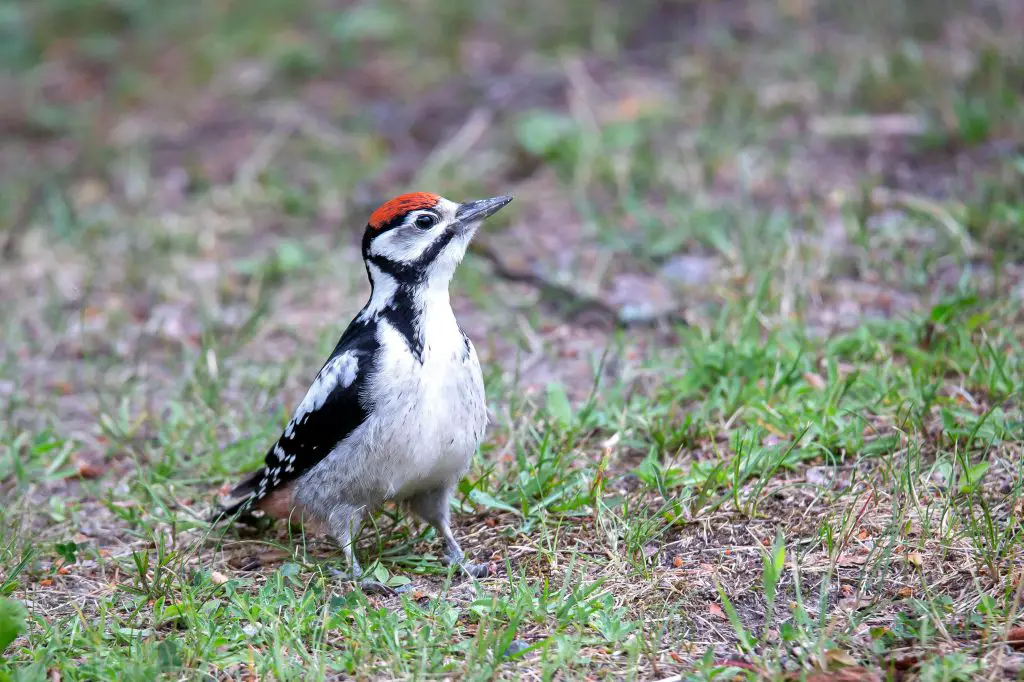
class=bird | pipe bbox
[212,191,513,589]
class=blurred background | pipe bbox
[1,0,1022,455]
[1,3,1024,677]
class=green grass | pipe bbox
[3,0,1024,680]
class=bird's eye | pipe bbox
[414,214,436,230]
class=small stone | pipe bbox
[660,254,717,286]
[502,640,530,658]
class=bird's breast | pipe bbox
[368,312,487,493]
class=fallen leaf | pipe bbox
[708,603,725,619]
[1007,627,1024,650]
[804,372,827,390]
[39,579,53,587]
[838,594,868,612]
[824,649,859,668]
[73,452,107,479]
[836,553,869,567]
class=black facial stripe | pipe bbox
[417,226,458,266]
[366,254,416,281]
[365,227,459,284]
[358,220,462,363]
[361,228,460,362]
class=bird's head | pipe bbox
[361,192,512,288]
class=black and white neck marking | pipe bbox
[357,198,466,362]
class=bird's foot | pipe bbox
[444,550,495,579]
[460,561,495,579]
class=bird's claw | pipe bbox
[461,561,494,579]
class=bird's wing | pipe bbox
[218,321,379,516]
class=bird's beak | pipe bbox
[455,195,513,225]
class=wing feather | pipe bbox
[218,321,378,516]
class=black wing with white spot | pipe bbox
[219,320,379,515]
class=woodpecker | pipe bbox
[215,191,513,586]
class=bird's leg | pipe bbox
[326,504,399,595]
[408,488,492,579]
[326,504,363,579]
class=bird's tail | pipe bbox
[205,469,263,524]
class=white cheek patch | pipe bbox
[286,350,359,433]
[370,226,438,263]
